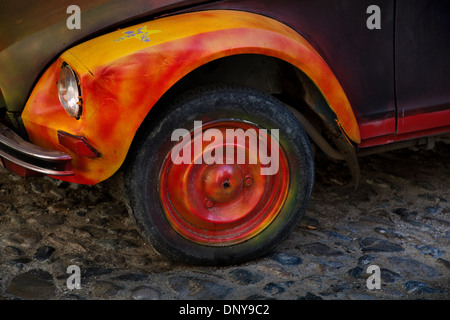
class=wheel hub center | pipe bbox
[202,164,244,203]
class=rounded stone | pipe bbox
[6,269,56,299]
[229,268,263,285]
[270,252,302,266]
[130,285,161,300]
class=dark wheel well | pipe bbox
[135,55,336,149]
[127,54,359,185]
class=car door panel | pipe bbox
[396,0,450,134]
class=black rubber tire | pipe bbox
[124,85,314,265]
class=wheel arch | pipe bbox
[131,53,361,185]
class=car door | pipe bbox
[395,0,450,134]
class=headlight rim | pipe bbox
[57,63,82,119]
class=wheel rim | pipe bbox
[158,120,290,246]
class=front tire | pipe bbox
[124,85,314,265]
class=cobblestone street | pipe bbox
[1,143,449,300]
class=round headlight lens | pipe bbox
[57,64,81,118]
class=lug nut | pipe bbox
[203,198,215,208]
[244,175,253,187]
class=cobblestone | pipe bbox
[0,143,449,300]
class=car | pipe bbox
[1,0,449,265]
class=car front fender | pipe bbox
[21,10,360,184]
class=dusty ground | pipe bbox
[0,142,449,300]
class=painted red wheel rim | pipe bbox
[159,120,290,246]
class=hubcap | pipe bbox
[202,164,244,204]
[159,120,290,245]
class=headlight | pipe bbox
[57,64,82,118]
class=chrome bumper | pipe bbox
[0,123,73,176]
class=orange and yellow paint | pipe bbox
[21,10,360,184]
